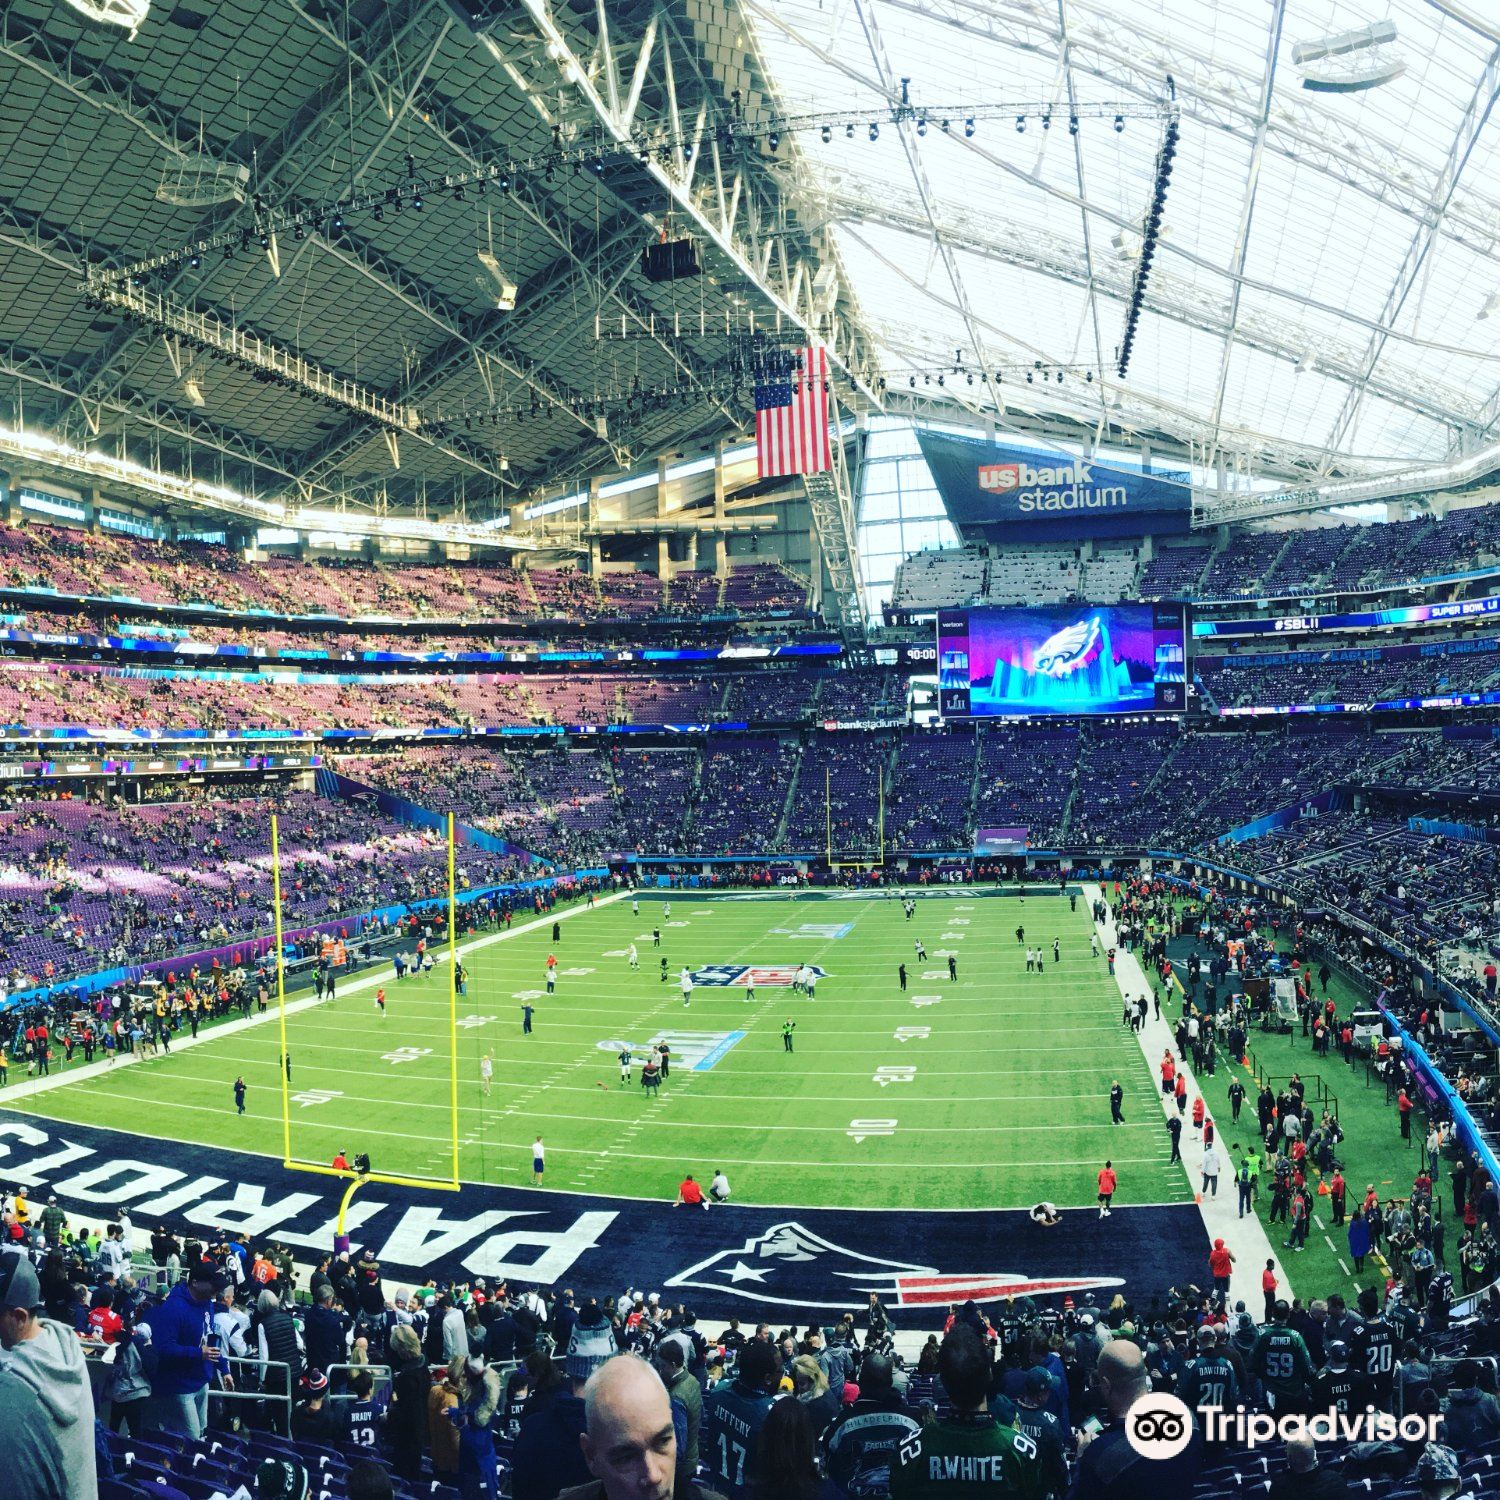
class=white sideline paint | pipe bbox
[1,890,627,1104]
[1083,882,1288,1308]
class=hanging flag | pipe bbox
[755,343,831,479]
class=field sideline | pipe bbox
[6,890,1196,1213]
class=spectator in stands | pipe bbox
[567,1352,726,1500]
[1267,1432,1351,1499]
[703,1335,781,1499]
[890,1327,1038,1497]
[514,1305,616,1500]
[0,1248,91,1500]
[1070,1338,1202,1498]
[142,1256,231,1439]
[304,1282,350,1376]
[385,1323,429,1482]
[822,1349,920,1497]
[655,1338,702,1478]
[1437,1361,1500,1448]
[748,1397,834,1500]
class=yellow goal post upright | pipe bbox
[824,764,886,871]
[271,811,462,1243]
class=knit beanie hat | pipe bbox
[566,1305,618,1381]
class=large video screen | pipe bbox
[937,603,1185,718]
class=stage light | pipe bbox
[965,117,975,137]
[332,212,343,231]
[187,253,200,269]
[1015,115,1025,133]
[373,205,384,221]
[1114,114,1125,132]
[821,125,831,143]
[1068,115,1079,135]
[917,117,927,136]
[768,130,779,151]
[869,122,879,141]
[1041,112,1051,130]
[413,193,424,209]
[846,122,854,139]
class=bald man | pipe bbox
[1267,1431,1348,1499]
[562,1353,727,1500]
[1070,1338,1202,1498]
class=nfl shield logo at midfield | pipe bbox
[689,964,827,987]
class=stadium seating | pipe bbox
[0,519,811,625]
[0,791,529,990]
[888,548,989,612]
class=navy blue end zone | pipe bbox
[0,1111,1210,1320]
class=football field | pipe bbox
[7,890,1195,1214]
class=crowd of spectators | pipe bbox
[0,520,811,626]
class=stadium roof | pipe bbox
[744,0,1500,483]
[2,0,1499,528]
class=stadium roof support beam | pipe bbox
[1206,0,1286,450]
[799,183,1472,436]
[38,0,437,410]
[876,0,1500,265]
[804,410,866,643]
[1321,43,1500,459]
[508,0,884,411]
[848,0,1006,416]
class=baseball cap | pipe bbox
[1327,1340,1349,1364]
[0,1251,41,1312]
[1023,1366,1053,1398]
[1412,1444,1462,1483]
[255,1457,310,1500]
[188,1259,224,1291]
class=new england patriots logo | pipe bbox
[1032,616,1102,678]
[665,1222,1123,1311]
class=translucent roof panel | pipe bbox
[747,0,1500,474]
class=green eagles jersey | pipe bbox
[890,1412,1044,1499]
[1251,1326,1312,1398]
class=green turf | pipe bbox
[1160,911,1434,1305]
[5,891,1195,1213]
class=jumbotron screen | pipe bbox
[936,603,1185,718]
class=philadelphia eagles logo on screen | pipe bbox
[666,1222,1123,1310]
[1033,617,1102,678]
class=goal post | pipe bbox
[271,811,461,1225]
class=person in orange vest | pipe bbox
[375,987,387,1017]
[332,1150,351,1172]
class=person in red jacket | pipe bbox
[1160,1051,1176,1095]
[1192,1096,1206,1132]
[1208,1239,1235,1304]
[1175,1072,1189,1115]
[1261,1260,1278,1322]
[1397,1089,1414,1139]
[1097,1160,1117,1218]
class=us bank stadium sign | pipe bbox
[916,431,1191,539]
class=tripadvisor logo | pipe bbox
[1124,1393,1193,1460]
[1124,1393,1444,1457]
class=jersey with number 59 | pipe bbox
[1250,1326,1312,1402]
[890,1412,1044,1498]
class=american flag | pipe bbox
[755,343,831,479]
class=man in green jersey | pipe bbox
[1251,1300,1313,1416]
[891,1328,1042,1498]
